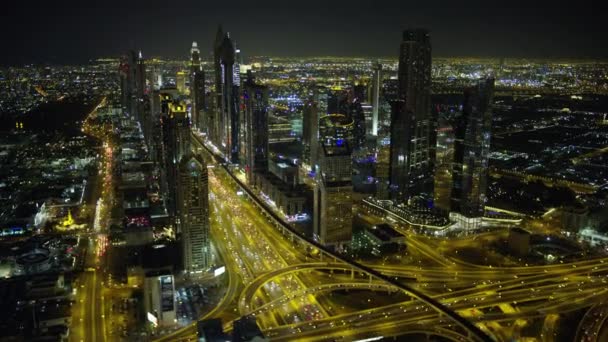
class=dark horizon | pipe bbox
[1,0,606,66]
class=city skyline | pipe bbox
[2,8,608,341]
[1,0,606,65]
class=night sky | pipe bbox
[1,0,605,65]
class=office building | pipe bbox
[450,78,494,228]
[119,50,137,117]
[177,153,211,273]
[161,101,190,216]
[433,113,455,213]
[349,85,367,150]
[143,271,176,327]
[302,86,328,172]
[242,73,269,184]
[190,42,206,131]
[218,32,240,163]
[210,25,224,146]
[314,140,353,248]
[389,29,435,202]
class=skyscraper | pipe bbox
[302,86,328,173]
[313,140,353,248]
[119,50,137,117]
[371,62,382,136]
[177,153,211,273]
[450,78,494,228]
[218,33,240,163]
[161,101,191,216]
[433,112,455,213]
[242,73,269,184]
[389,29,435,202]
[349,85,367,150]
[213,25,224,98]
[190,42,206,131]
[135,51,146,100]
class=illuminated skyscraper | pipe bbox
[213,25,224,97]
[218,33,240,163]
[161,101,190,216]
[303,86,328,172]
[177,153,210,273]
[349,85,367,150]
[371,62,382,136]
[135,51,146,100]
[190,42,206,131]
[242,73,269,184]
[450,78,494,228]
[119,50,137,117]
[389,29,435,202]
[313,140,353,248]
[433,113,455,213]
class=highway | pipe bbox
[70,98,113,342]
[153,131,608,342]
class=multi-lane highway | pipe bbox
[155,132,608,342]
[70,99,113,342]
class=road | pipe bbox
[70,97,113,342]
[154,131,608,342]
[70,236,107,342]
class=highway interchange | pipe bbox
[71,109,608,342]
[155,133,608,341]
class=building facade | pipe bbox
[190,41,206,131]
[177,154,211,273]
[314,141,353,248]
[389,29,435,202]
[450,78,494,228]
[242,74,269,183]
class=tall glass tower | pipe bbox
[389,29,435,202]
[177,153,211,273]
[450,78,494,228]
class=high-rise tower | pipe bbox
[389,29,435,202]
[313,140,353,248]
[119,50,137,117]
[450,78,494,228]
[213,25,224,98]
[177,153,211,273]
[218,33,240,163]
[161,101,191,217]
[242,73,269,184]
[303,86,328,173]
[190,42,206,131]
